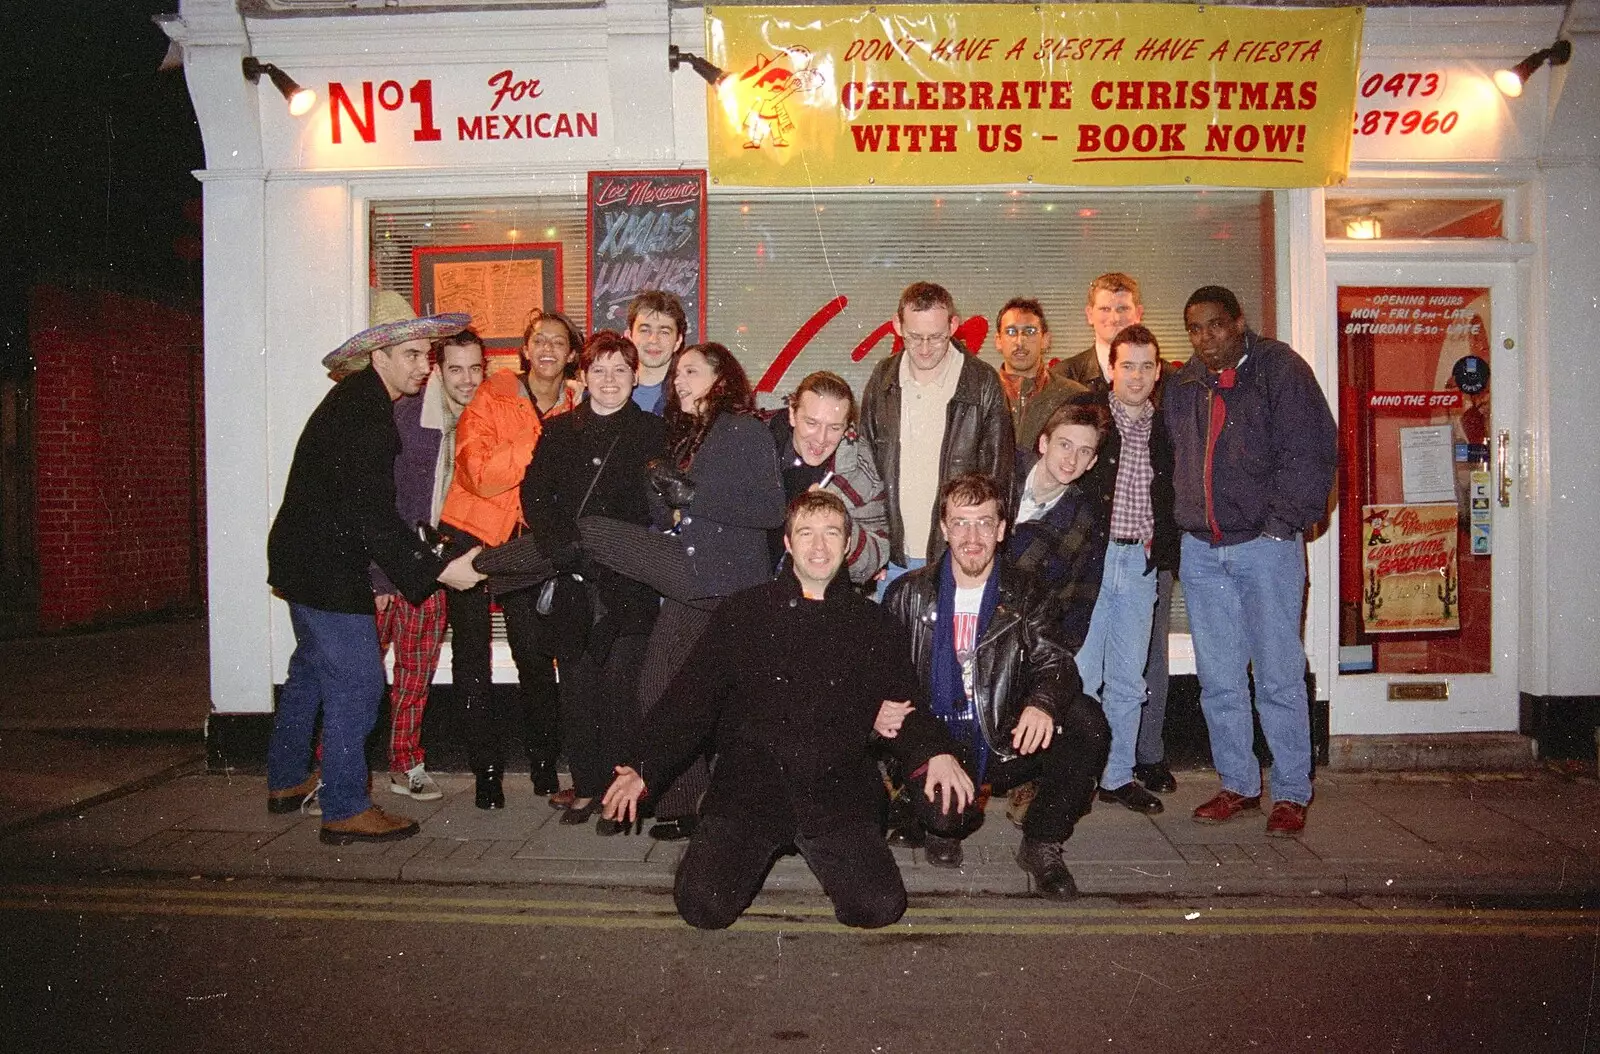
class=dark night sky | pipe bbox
[3,1,204,358]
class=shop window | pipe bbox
[369,195,589,325]
[704,189,1272,400]
[1326,197,1504,241]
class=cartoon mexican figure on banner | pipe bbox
[740,46,824,149]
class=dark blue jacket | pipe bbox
[1162,332,1337,546]
[1007,450,1109,654]
[667,412,787,600]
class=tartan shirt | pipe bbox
[1108,395,1156,542]
[1007,457,1109,654]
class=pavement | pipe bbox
[4,616,1600,900]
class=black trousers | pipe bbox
[579,517,721,819]
[560,631,649,799]
[446,529,558,772]
[675,814,908,930]
[910,692,1110,843]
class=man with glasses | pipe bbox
[860,282,1013,599]
[881,474,1109,898]
[992,297,1086,448]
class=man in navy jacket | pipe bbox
[1163,286,1336,838]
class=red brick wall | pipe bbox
[29,285,205,630]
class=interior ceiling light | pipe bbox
[668,45,729,87]
[243,57,317,117]
[1493,39,1572,98]
[1345,217,1382,240]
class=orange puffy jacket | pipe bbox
[441,370,542,546]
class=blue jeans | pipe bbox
[1180,533,1312,805]
[874,557,927,603]
[1075,540,1159,789]
[268,603,386,824]
[1136,569,1175,766]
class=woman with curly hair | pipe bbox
[578,342,786,838]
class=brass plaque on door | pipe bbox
[1389,682,1449,702]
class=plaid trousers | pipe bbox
[376,589,448,773]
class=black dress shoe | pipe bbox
[885,823,926,849]
[1098,781,1165,814]
[595,816,633,837]
[1016,838,1079,899]
[529,760,560,796]
[924,833,964,869]
[648,816,698,841]
[474,766,505,810]
[1133,761,1177,794]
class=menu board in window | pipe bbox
[587,170,707,342]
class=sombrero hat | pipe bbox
[322,289,472,372]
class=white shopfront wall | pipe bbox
[163,0,1600,761]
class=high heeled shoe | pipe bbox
[474,765,505,810]
[559,798,601,826]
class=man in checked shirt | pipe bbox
[1071,324,1180,816]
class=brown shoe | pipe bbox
[1192,789,1262,824]
[1006,781,1038,828]
[267,772,321,815]
[1265,800,1308,837]
[319,806,421,845]
[548,787,578,810]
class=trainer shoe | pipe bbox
[300,780,324,817]
[389,765,444,802]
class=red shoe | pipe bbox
[1265,800,1308,837]
[1192,789,1262,824]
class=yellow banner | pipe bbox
[705,4,1363,187]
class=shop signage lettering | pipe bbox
[1348,61,1527,162]
[587,171,708,343]
[705,4,1362,188]
[322,69,599,147]
[1367,391,1465,412]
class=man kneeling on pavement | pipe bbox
[601,491,973,929]
[882,473,1110,898]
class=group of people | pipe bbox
[264,271,1336,929]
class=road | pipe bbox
[2,877,1596,1053]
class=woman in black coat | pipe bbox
[518,331,666,829]
[578,341,787,838]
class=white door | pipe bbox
[1325,259,1520,735]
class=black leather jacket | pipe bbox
[884,560,1081,765]
[859,350,1015,566]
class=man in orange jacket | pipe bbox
[440,341,557,810]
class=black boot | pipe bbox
[474,765,505,810]
[528,758,560,796]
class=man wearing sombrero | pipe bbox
[266,304,487,845]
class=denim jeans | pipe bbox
[1136,569,1175,766]
[874,557,926,603]
[268,603,386,824]
[1075,540,1159,789]
[1180,533,1312,805]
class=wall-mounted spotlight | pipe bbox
[1494,39,1572,98]
[669,45,729,88]
[243,57,317,116]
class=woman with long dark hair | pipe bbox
[579,342,786,838]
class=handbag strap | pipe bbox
[575,433,622,520]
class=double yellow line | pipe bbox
[2,884,1596,937]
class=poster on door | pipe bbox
[1360,503,1460,633]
